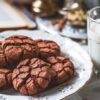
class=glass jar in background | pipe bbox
[32,0,60,17]
[87,7,100,73]
[59,0,86,15]
[61,0,81,12]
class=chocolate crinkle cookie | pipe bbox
[0,35,38,69]
[46,56,74,85]
[12,58,52,95]
[0,68,12,89]
[36,40,60,59]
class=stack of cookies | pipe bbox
[0,35,74,95]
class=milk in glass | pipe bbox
[88,19,100,69]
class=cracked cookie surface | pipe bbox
[12,58,51,95]
[0,35,38,69]
[36,40,60,59]
[47,56,74,85]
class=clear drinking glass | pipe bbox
[88,7,100,74]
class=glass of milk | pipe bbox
[88,7,100,73]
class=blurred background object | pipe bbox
[7,0,100,17]
[59,0,87,30]
[34,0,87,41]
[32,0,59,17]
[0,0,36,30]
[60,0,86,14]
[3,0,100,42]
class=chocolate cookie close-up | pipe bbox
[0,68,12,89]
[47,56,74,85]
[36,40,60,59]
[0,35,38,69]
[12,58,52,95]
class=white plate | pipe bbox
[0,30,93,100]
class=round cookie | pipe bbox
[47,56,74,85]
[12,58,52,95]
[0,68,12,89]
[36,40,60,59]
[0,35,38,69]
